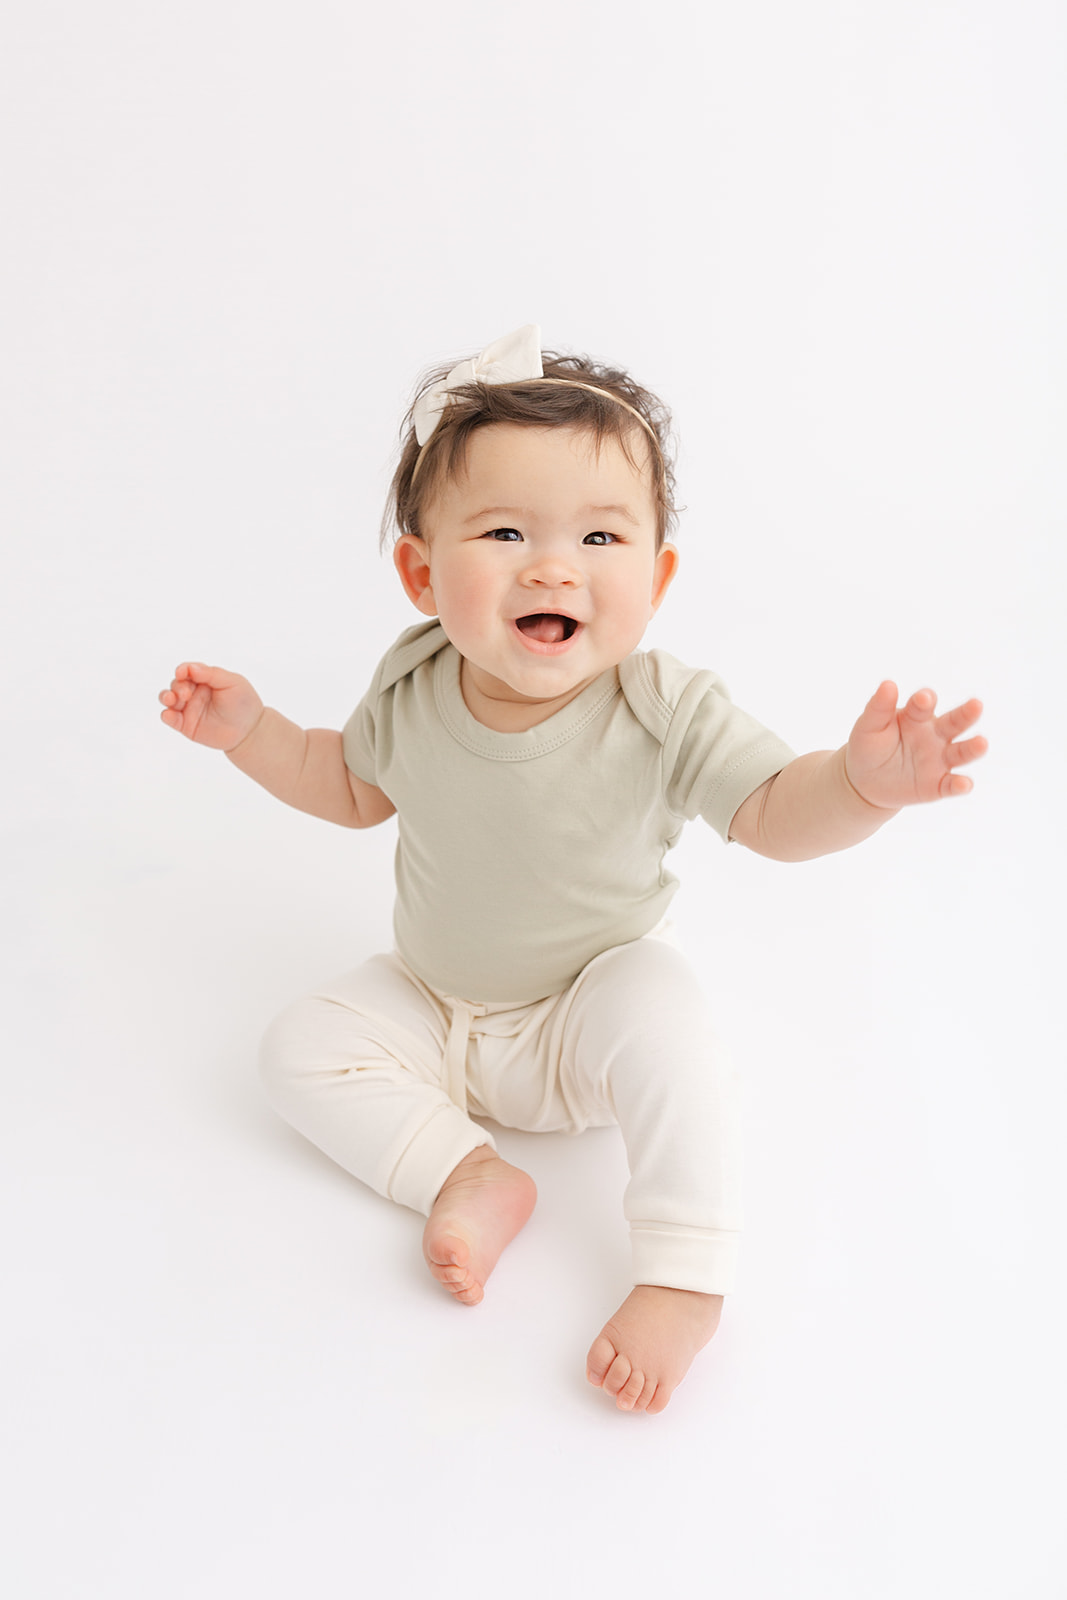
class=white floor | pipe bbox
[4,3,1065,1594]
[6,716,1064,1598]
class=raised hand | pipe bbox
[844,682,987,810]
[158,661,264,753]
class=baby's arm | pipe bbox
[729,682,986,861]
[158,661,395,829]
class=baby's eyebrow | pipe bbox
[461,503,642,526]
[582,503,641,526]
[462,506,528,524]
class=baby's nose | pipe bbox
[522,547,582,585]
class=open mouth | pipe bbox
[515,613,579,644]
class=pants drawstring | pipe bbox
[439,994,488,1115]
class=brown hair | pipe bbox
[380,349,678,551]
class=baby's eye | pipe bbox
[583,531,617,546]
[484,527,523,542]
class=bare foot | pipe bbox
[422,1145,537,1306]
[586,1285,724,1414]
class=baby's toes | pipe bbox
[645,1383,672,1416]
[585,1334,619,1389]
[632,1375,658,1413]
[615,1367,647,1411]
[426,1234,467,1272]
[601,1352,634,1399]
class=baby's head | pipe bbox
[382,330,677,552]
[382,328,681,718]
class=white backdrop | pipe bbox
[3,2,1064,1596]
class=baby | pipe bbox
[159,325,986,1415]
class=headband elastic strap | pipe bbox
[410,323,661,484]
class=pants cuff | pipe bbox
[630,1222,739,1295]
[388,1105,496,1216]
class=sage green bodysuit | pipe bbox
[342,621,795,1005]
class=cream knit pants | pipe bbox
[259,928,742,1294]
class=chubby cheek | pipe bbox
[433,564,499,642]
[603,575,656,642]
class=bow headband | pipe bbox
[411,323,660,452]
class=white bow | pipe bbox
[413,324,543,444]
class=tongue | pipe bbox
[519,614,567,643]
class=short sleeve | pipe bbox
[342,660,385,785]
[669,687,796,840]
[341,621,449,786]
[620,650,796,843]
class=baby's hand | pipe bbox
[158,662,264,753]
[844,683,987,810]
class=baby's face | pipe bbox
[395,424,678,719]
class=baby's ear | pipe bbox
[394,536,437,616]
[650,542,679,614]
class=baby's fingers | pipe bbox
[948,733,988,768]
[934,728,988,798]
[159,668,212,734]
[938,771,975,798]
[902,687,937,723]
[159,679,193,709]
[173,660,233,687]
[159,686,194,731]
[855,680,900,733]
[935,697,984,739]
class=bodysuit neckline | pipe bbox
[433,643,621,762]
